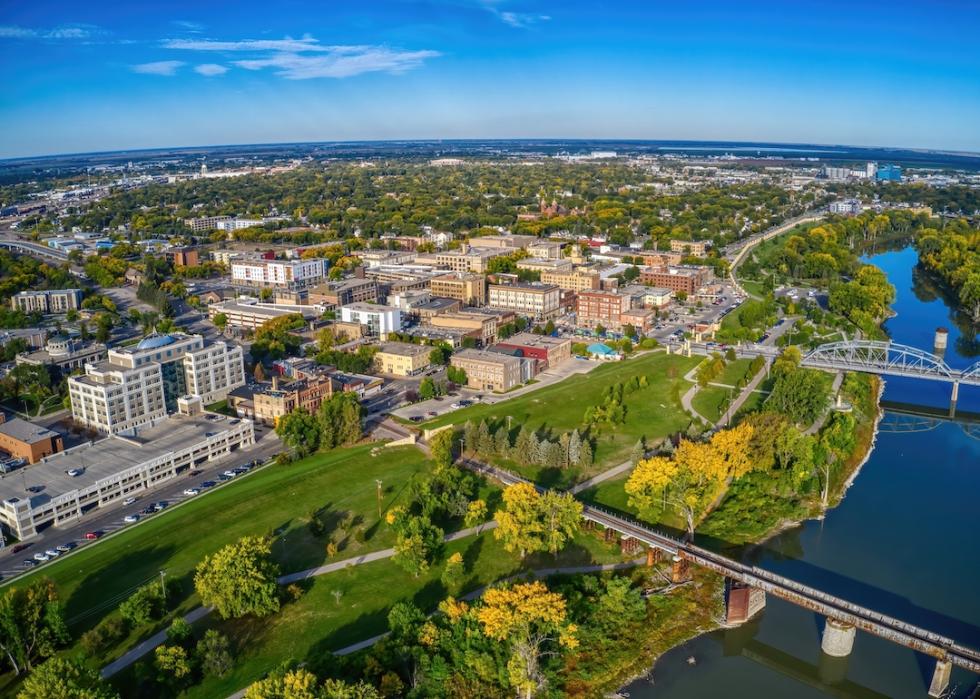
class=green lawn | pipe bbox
[738,279,768,298]
[115,530,626,698]
[692,385,731,423]
[419,352,701,487]
[0,445,433,681]
[716,358,754,387]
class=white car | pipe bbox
[123,514,140,523]
[183,488,200,496]
[450,402,461,409]
[123,497,137,506]
[44,549,60,558]
[222,470,237,478]
[33,552,50,562]
[67,469,82,477]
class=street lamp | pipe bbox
[375,479,383,519]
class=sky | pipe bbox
[1,0,979,158]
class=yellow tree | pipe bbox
[709,422,756,479]
[243,668,320,699]
[494,483,581,558]
[476,581,578,698]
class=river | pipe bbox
[624,246,980,699]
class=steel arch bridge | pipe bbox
[802,340,980,387]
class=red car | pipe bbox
[12,543,31,554]
[84,531,102,540]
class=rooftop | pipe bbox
[0,414,245,507]
[452,348,522,366]
[496,332,570,349]
[0,417,59,444]
[377,342,430,357]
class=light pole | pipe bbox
[375,479,383,519]
[159,570,167,602]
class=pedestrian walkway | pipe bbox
[717,359,771,428]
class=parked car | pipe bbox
[56,543,76,553]
[217,474,231,482]
[84,531,102,540]
[183,488,200,496]
[409,415,423,423]
[22,559,37,568]
[124,514,140,523]
[153,501,168,511]
[33,552,50,562]
[44,549,60,558]
[201,480,217,488]
[122,497,138,506]
[450,402,461,409]
[12,543,31,554]
[66,469,82,477]
[140,506,156,515]
[222,470,237,478]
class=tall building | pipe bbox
[877,164,902,182]
[540,268,600,292]
[435,248,508,273]
[231,258,328,290]
[638,266,713,295]
[669,240,708,258]
[430,272,487,305]
[339,303,402,337]
[68,333,245,433]
[487,283,560,318]
[450,349,524,392]
[576,290,632,330]
[10,289,82,314]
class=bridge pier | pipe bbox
[670,555,690,584]
[950,381,959,418]
[646,547,661,567]
[821,618,856,658]
[927,658,952,698]
[725,579,766,624]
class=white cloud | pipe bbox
[131,60,186,76]
[474,1,551,28]
[0,24,100,40]
[171,20,204,33]
[194,63,228,76]
[163,35,439,79]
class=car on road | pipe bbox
[188,469,202,476]
[33,552,49,562]
[201,480,217,488]
[222,470,237,478]
[67,468,82,477]
[409,415,423,423]
[450,402,461,409]
[22,559,37,568]
[44,549,60,558]
[122,497,138,506]
[140,506,156,515]
[426,411,437,417]
[153,501,168,511]
[123,514,140,523]
[56,543,76,553]
[84,531,102,540]
[12,543,31,554]
[183,487,200,496]
[217,474,231,482]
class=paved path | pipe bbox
[805,371,845,436]
[102,522,498,679]
[569,459,636,495]
[717,359,770,428]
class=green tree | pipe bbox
[429,428,455,469]
[0,579,69,676]
[275,408,321,456]
[391,514,444,577]
[193,536,281,619]
[118,582,166,627]
[316,393,363,449]
[441,551,465,594]
[155,645,192,683]
[212,312,228,331]
[196,630,233,678]
[16,656,119,699]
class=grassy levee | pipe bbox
[0,445,432,688]
[418,352,701,487]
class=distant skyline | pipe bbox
[2,1,979,159]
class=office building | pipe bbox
[638,266,713,295]
[540,268,600,292]
[68,362,167,435]
[208,298,317,330]
[309,278,379,307]
[430,272,487,306]
[16,337,107,376]
[517,258,573,273]
[493,333,571,369]
[427,311,499,345]
[339,303,402,337]
[231,258,328,290]
[374,342,432,377]
[450,349,524,392]
[165,247,199,267]
[10,288,82,314]
[669,240,708,257]
[253,374,334,426]
[0,417,63,465]
[877,164,903,182]
[436,248,509,274]
[487,283,560,318]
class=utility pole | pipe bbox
[375,479,383,519]
[159,570,167,602]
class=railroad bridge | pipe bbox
[462,458,980,698]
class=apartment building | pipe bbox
[253,374,334,426]
[231,258,328,290]
[450,349,524,392]
[308,278,379,307]
[576,290,632,330]
[374,342,432,377]
[10,288,82,314]
[466,234,537,250]
[638,251,683,267]
[639,266,713,295]
[487,283,560,319]
[430,272,487,306]
[339,303,402,337]
[669,239,709,257]
[540,268,600,292]
[183,215,232,232]
[526,240,565,259]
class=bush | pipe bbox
[80,617,128,656]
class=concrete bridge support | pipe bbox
[950,381,959,418]
[646,547,662,567]
[671,555,690,584]
[927,658,952,698]
[821,618,856,657]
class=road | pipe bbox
[0,425,282,582]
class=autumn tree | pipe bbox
[155,645,192,684]
[194,536,281,619]
[441,552,465,594]
[16,656,119,699]
[475,581,578,698]
[429,428,455,469]
[494,483,582,558]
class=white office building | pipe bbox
[10,288,82,314]
[231,258,328,290]
[340,303,403,337]
[68,362,167,435]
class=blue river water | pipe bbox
[624,247,980,699]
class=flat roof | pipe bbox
[0,417,59,444]
[0,414,243,507]
[377,342,430,357]
[452,348,522,366]
[214,301,316,319]
[496,332,570,349]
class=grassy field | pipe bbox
[716,358,754,386]
[419,352,701,487]
[115,531,626,698]
[0,444,434,687]
[692,385,731,423]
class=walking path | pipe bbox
[717,359,771,428]
[569,459,636,494]
[101,522,499,679]
[805,371,846,436]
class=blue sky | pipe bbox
[1,0,979,158]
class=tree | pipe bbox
[244,669,323,699]
[196,629,233,678]
[429,428,454,469]
[475,581,578,699]
[213,312,228,331]
[493,483,582,558]
[464,499,487,528]
[446,366,467,385]
[418,377,439,401]
[17,656,119,699]
[441,551,465,593]
[391,514,444,577]
[429,345,451,365]
[275,408,321,456]
[593,577,646,636]
[0,579,69,676]
[316,393,364,449]
[765,367,829,425]
[119,582,166,627]
[629,439,645,467]
[254,363,267,382]
[155,645,192,683]
[194,536,281,619]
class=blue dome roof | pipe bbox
[587,343,616,355]
[137,334,177,350]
